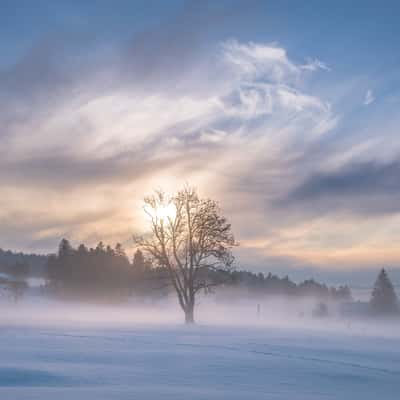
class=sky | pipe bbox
[1,0,400,284]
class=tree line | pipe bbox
[47,239,159,301]
[228,270,352,301]
[45,238,352,304]
[0,248,47,276]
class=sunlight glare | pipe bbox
[145,203,177,222]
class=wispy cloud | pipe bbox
[282,160,400,216]
[300,58,330,72]
[2,16,400,274]
[364,89,375,105]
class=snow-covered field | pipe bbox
[1,304,400,400]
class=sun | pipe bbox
[144,202,177,222]
[155,203,177,221]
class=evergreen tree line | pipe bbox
[47,239,159,300]
[0,248,47,276]
[228,270,352,301]
[45,239,353,302]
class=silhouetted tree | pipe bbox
[370,269,399,315]
[132,250,146,273]
[135,187,236,323]
[59,238,74,257]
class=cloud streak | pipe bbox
[364,89,375,105]
[282,160,400,216]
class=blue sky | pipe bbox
[2,1,399,68]
[1,0,400,284]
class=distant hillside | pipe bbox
[0,248,48,277]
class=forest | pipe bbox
[42,239,353,303]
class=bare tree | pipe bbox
[135,186,236,323]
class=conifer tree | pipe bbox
[370,269,399,315]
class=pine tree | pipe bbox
[370,269,399,315]
[58,238,73,258]
[132,249,145,273]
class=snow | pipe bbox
[1,310,400,400]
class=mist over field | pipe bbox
[1,294,400,400]
[0,293,398,337]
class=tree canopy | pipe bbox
[136,187,236,323]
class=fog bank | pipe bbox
[1,295,400,340]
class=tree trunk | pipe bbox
[184,303,195,324]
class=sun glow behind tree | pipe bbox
[136,186,236,323]
[144,201,177,223]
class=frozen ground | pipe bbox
[1,316,400,400]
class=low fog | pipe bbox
[1,266,400,400]
[2,293,400,341]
